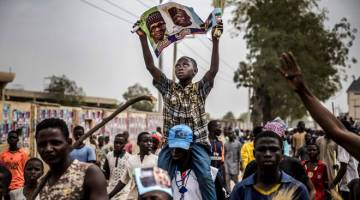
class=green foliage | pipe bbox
[45,75,85,106]
[223,111,236,121]
[238,112,250,122]
[229,0,357,124]
[123,83,154,112]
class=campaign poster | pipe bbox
[139,2,221,57]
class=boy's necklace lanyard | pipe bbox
[175,166,191,200]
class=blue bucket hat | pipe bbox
[168,124,193,150]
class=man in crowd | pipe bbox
[243,120,316,199]
[292,121,307,156]
[109,132,157,199]
[103,134,131,199]
[241,126,262,170]
[231,123,309,200]
[301,143,329,200]
[224,130,242,190]
[70,125,96,163]
[331,141,359,200]
[316,131,337,183]
[296,132,312,161]
[208,120,225,184]
[122,131,133,154]
[35,118,108,200]
[167,124,226,200]
[0,130,28,191]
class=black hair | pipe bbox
[254,131,283,150]
[137,132,150,144]
[73,125,84,132]
[156,127,162,133]
[178,56,198,73]
[7,130,19,138]
[114,133,126,140]
[252,126,263,138]
[35,118,69,139]
[25,157,44,171]
[122,131,129,139]
[207,120,219,130]
[0,165,12,189]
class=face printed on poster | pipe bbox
[137,2,222,57]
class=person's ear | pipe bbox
[193,67,198,75]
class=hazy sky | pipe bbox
[0,0,359,118]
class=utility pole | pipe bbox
[158,0,163,112]
[172,43,177,81]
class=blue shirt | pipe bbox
[230,171,309,200]
[70,145,96,163]
[283,140,291,156]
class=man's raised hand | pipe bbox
[278,52,304,91]
[212,21,223,40]
[133,21,146,38]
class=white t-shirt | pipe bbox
[337,145,359,192]
[172,167,218,200]
[120,153,158,200]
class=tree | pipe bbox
[238,112,250,122]
[122,83,154,112]
[229,0,357,125]
[45,75,85,106]
[223,111,236,121]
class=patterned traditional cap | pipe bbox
[263,117,287,138]
[146,11,164,29]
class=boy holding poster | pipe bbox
[134,15,223,200]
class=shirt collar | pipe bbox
[243,171,292,186]
[174,82,194,90]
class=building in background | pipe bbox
[347,77,360,121]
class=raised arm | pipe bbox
[202,22,223,83]
[278,52,360,160]
[135,22,162,82]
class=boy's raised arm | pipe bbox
[278,52,360,161]
[135,23,162,82]
[202,22,223,83]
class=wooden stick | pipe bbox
[30,95,155,200]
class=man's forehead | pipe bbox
[150,21,164,28]
[37,128,65,140]
[114,136,126,142]
[255,137,281,146]
[140,134,151,140]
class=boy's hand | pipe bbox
[212,21,223,40]
[133,21,146,38]
[278,52,304,91]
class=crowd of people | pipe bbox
[0,20,360,200]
